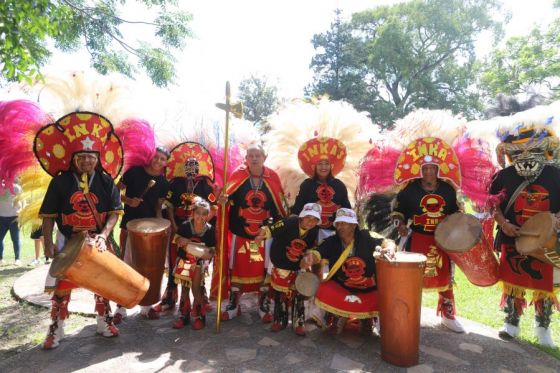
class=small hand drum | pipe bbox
[295,271,320,297]
[186,242,213,260]
[516,212,560,268]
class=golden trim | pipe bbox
[315,298,378,319]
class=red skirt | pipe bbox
[409,232,451,291]
[230,235,266,291]
[271,267,297,294]
[315,280,378,319]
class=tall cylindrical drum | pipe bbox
[49,231,150,308]
[376,251,427,367]
[127,218,170,306]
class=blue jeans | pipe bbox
[0,216,20,260]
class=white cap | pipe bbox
[299,203,322,220]
[334,208,358,225]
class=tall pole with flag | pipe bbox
[215,81,242,332]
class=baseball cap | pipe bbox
[299,203,322,220]
[334,208,358,225]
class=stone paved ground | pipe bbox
[1,265,559,373]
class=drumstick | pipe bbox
[139,179,156,199]
[518,230,540,237]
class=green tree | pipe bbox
[306,9,370,112]
[237,75,279,130]
[480,17,560,99]
[0,0,192,87]
[309,0,505,127]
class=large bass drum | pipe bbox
[127,218,171,306]
[434,212,499,287]
[50,231,149,308]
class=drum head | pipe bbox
[516,212,555,255]
[435,213,482,253]
[127,218,170,234]
[49,231,88,278]
[186,242,210,258]
[295,272,320,297]
[393,251,427,263]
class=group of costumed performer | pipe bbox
[470,102,560,348]
[358,109,497,334]
[262,98,383,334]
[0,71,170,349]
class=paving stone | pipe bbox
[407,364,434,373]
[130,352,171,371]
[419,345,470,365]
[498,369,515,373]
[258,337,280,347]
[527,364,557,373]
[337,333,365,349]
[77,343,97,354]
[330,353,364,371]
[225,348,257,364]
[299,338,317,348]
[284,352,305,365]
[458,342,483,354]
[499,341,526,354]
[228,328,251,338]
[182,359,216,372]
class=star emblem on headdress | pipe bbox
[81,136,95,150]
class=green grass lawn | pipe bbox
[422,268,560,359]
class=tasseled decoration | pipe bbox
[454,136,498,210]
[362,193,398,240]
[0,100,51,188]
[115,118,156,172]
[531,290,560,311]
[500,282,528,314]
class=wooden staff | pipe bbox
[215,81,243,332]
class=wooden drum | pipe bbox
[50,231,149,308]
[376,251,427,367]
[127,218,171,306]
[435,212,499,286]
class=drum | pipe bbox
[295,271,320,297]
[127,218,171,306]
[186,242,214,260]
[376,252,426,367]
[435,212,499,286]
[49,231,149,308]
[516,212,560,269]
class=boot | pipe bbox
[293,295,306,336]
[154,284,178,313]
[258,286,272,323]
[438,290,464,333]
[95,295,119,337]
[191,302,206,331]
[499,294,522,340]
[173,296,191,329]
[271,291,289,332]
[201,281,213,312]
[220,287,241,321]
[113,305,127,324]
[534,297,556,347]
[42,294,70,350]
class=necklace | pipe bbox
[249,173,264,206]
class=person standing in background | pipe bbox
[0,179,22,266]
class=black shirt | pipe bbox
[228,178,283,239]
[292,177,351,230]
[393,179,459,234]
[490,165,560,244]
[39,171,123,239]
[316,229,382,292]
[120,166,169,228]
[167,176,216,225]
[269,216,319,271]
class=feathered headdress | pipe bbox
[0,70,159,231]
[358,109,497,220]
[263,97,379,206]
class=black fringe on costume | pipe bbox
[362,193,398,241]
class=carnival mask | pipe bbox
[184,158,199,178]
[508,144,546,180]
